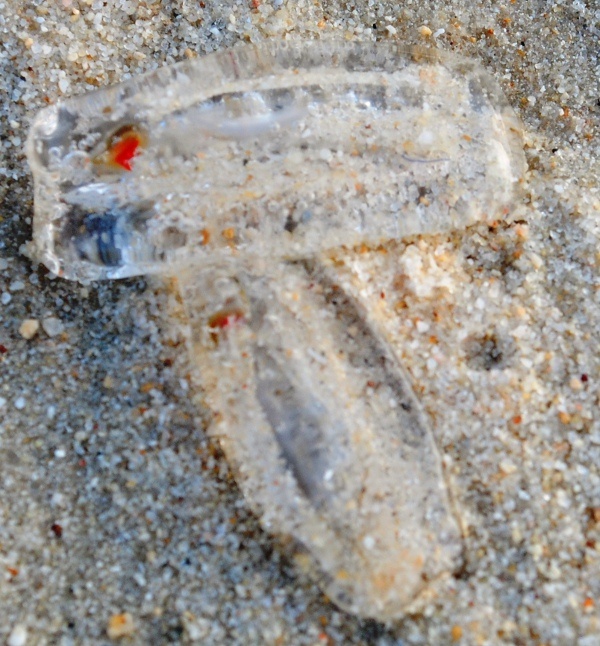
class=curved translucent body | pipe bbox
[26,41,525,620]
[182,261,463,620]
[26,41,525,282]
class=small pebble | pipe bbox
[419,25,433,37]
[42,317,64,337]
[107,613,136,639]
[14,396,26,410]
[1,292,12,305]
[500,459,518,475]
[569,376,583,390]
[7,624,28,646]
[19,319,40,340]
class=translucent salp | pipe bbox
[182,260,463,621]
[26,40,525,620]
[26,41,525,282]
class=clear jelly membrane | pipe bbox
[27,40,524,282]
[27,41,525,620]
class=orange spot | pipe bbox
[451,625,463,641]
[558,411,571,424]
[583,597,594,611]
[222,227,236,240]
[372,570,394,593]
[200,229,211,245]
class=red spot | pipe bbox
[581,374,589,382]
[78,459,87,468]
[110,133,141,171]
[51,523,63,538]
[0,344,7,353]
[208,308,245,330]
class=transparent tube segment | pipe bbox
[180,261,463,621]
[26,41,525,282]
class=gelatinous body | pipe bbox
[26,41,525,282]
[182,261,463,621]
[26,41,526,620]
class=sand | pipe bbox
[0,1,598,644]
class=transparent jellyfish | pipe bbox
[26,41,525,620]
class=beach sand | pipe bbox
[0,1,598,643]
